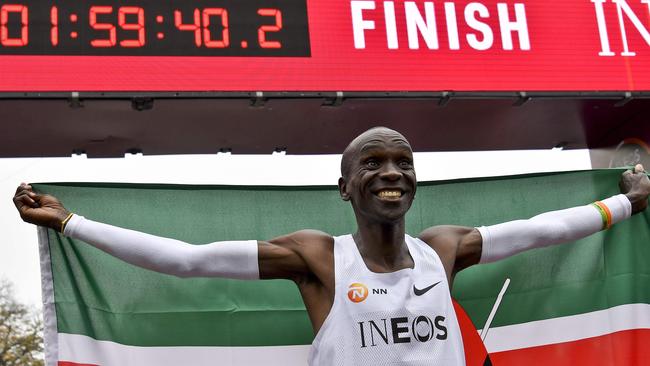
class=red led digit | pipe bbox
[174,9,201,47]
[1,4,28,47]
[50,6,58,46]
[257,8,282,49]
[89,6,116,47]
[118,7,145,47]
[202,8,229,48]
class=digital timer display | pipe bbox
[1,0,649,92]
[0,0,310,56]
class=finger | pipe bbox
[634,164,645,174]
[16,192,37,205]
[14,183,33,195]
[13,193,38,208]
[14,189,38,203]
[15,185,26,195]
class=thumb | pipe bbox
[634,164,645,174]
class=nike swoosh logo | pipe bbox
[413,281,442,296]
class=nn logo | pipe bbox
[348,283,369,303]
[348,283,388,303]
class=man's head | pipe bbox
[338,127,416,223]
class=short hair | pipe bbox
[340,127,409,179]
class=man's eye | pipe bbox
[366,160,380,168]
[399,160,413,168]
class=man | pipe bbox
[13,127,650,365]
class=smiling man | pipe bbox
[12,127,650,365]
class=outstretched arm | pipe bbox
[421,165,650,277]
[12,184,322,281]
[477,193,630,264]
[62,214,259,279]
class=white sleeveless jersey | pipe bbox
[308,234,465,366]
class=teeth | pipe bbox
[378,190,402,198]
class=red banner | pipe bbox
[0,0,649,91]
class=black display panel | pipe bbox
[0,0,310,56]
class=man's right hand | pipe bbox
[13,183,70,231]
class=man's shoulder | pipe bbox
[284,229,335,250]
[285,230,335,274]
[418,225,473,246]
[417,225,482,277]
[291,229,333,240]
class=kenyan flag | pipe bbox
[34,169,650,365]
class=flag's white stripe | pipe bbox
[58,303,650,365]
[38,227,59,366]
[59,333,310,366]
[481,303,650,353]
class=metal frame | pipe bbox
[1,91,649,99]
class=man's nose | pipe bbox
[379,162,402,180]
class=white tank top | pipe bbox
[308,234,466,366]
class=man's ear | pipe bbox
[338,177,351,201]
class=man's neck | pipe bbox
[353,219,413,272]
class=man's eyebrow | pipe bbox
[359,142,412,155]
[359,143,384,153]
[357,136,412,154]
[391,138,410,145]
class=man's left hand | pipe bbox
[620,164,650,214]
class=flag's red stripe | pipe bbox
[453,300,488,366]
[491,329,650,366]
[58,362,98,366]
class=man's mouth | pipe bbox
[376,190,403,200]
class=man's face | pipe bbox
[339,129,417,223]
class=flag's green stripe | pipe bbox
[35,169,650,347]
[55,301,313,346]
